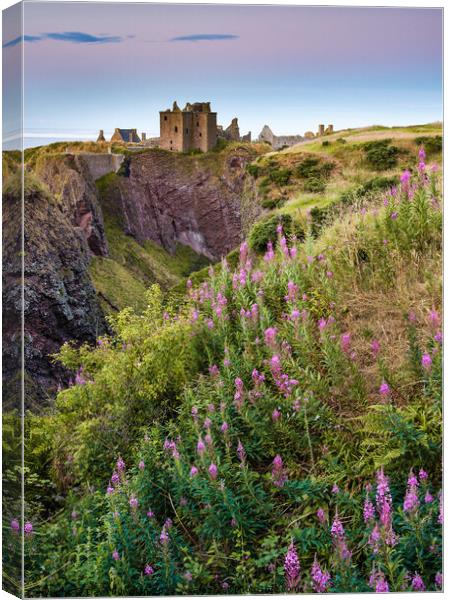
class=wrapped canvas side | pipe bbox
[2,2,24,598]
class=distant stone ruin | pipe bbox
[258,123,334,149]
[258,125,304,150]
[217,116,251,144]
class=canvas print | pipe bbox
[2,1,443,596]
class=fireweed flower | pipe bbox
[424,491,433,504]
[272,408,281,421]
[418,146,426,161]
[403,470,420,514]
[107,486,114,495]
[330,516,344,539]
[197,438,206,456]
[435,572,443,589]
[421,353,432,370]
[24,522,33,536]
[285,281,298,302]
[363,496,376,523]
[112,550,120,561]
[332,484,340,494]
[144,564,154,576]
[10,519,19,533]
[252,369,265,385]
[138,460,145,470]
[147,509,155,518]
[237,440,246,465]
[221,421,229,433]
[129,495,138,510]
[411,573,425,591]
[272,454,288,488]
[160,527,169,545]
[208,463,218,479]
[208,364,220,377]
[234,377,244,410]
[316,508,326,524]
[264,327,278,347]
[189,466,198,478]
[340,332,351,353]
[310,557,331,593]
[391,211,398,220]
[368,523,381,554]
[369,570,389,593]
[116,457,125,472]
[419,468,428,481]
[400,170,411,188]
[284,541,300,591]
[379,382,390,396]
[371,339,380,357]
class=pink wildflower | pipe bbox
[411,573,425,591]
[284,541,301,591]
[208,463,218,480]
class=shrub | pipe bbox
[296,157,321,179]
[303,177,326,193]
[415,135,442,155]
[269,168,292,187]
[362,140,399,171]
[322,140,330,147]
[246,163,262,178]
[336,138,347,144]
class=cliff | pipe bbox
[2,142,265,404]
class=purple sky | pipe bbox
[2,2,443,145]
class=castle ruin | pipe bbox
[159,101,217,152]
[258,123,334,149]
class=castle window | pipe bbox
[199,132,202,137]
[174,126,178,133]
[186,128,189,134]
[197,121,199,126]
[164,116,167,121]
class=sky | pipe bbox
[2,2,443,147]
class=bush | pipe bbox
[269,168,292,187]
[296,157,321,179]
[322,140,330,147]
[336,138,347,144]
[362,140,399,171]
[296,157,334,181]
[415,136,442,155]
[303,177,326,193]
[246,163,262,178]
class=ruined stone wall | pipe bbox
[79,152,125,181]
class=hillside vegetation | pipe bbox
[3,140,442,596]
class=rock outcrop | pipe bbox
[3,173,107,407]
[110,146,260,260]
[34,153,110,256]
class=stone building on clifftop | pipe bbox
[160,101,217,152]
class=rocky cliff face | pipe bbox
[3,173,106,408]
[112,146,260,260]
[35,153,109,256]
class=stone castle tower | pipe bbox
[160,101,217,152]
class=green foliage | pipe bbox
[321,140,330,147]
[269,168,292,187]
[246,163,262,178]
[303,177,326,193]
[248,213,295,252]
[362,139,399,171]
[414,135,442,155]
